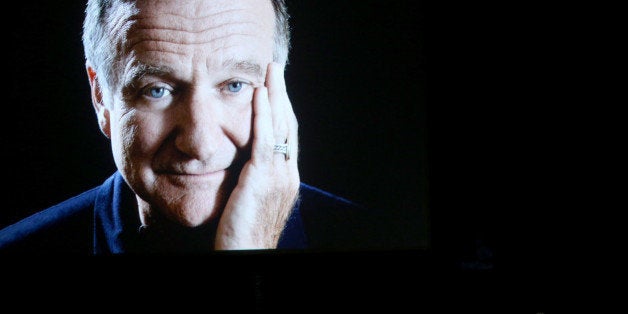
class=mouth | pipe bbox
[159,168,229,187]
[155,156,246,188]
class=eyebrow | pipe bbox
[123,59,264,88]
[124,63,174,88]
[222,58,263,80]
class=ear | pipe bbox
[86,64,111,139]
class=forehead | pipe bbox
[132,0,274,30]
[120,0,275,74]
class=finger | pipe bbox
[269,62,298,165]
[251,86,273,164]
[266,63,289,149]
[267,62,292,122]
[266,62,288,103]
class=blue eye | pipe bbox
[227,81,243,93]
[147,86,170,98]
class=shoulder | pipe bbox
[297,183,389,250]
[297,182,368,225]
[298,183,360,210]
[0,184,101,254]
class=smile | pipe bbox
[160,169,228,187]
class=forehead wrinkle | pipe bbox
[121,3,274,71]
[130,5,266,40]
[129,31,259,48]
[117,1,274,52]
[134,7,251,32]
[132,20,258,37]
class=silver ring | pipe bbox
[273,140,290,161]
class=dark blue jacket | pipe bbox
[0,171,388,254]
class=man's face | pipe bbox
[105,0,275,226]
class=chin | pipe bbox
[163,192,226,227]
[174,209,219,227]
[146,170,236,227]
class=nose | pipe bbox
[174,92,223,161]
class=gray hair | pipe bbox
[82,0,291,103]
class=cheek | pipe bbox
[113,111,168,163]
[227,102,254,147]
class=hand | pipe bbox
[214,62,300,250]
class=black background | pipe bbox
[7,2,110,225]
